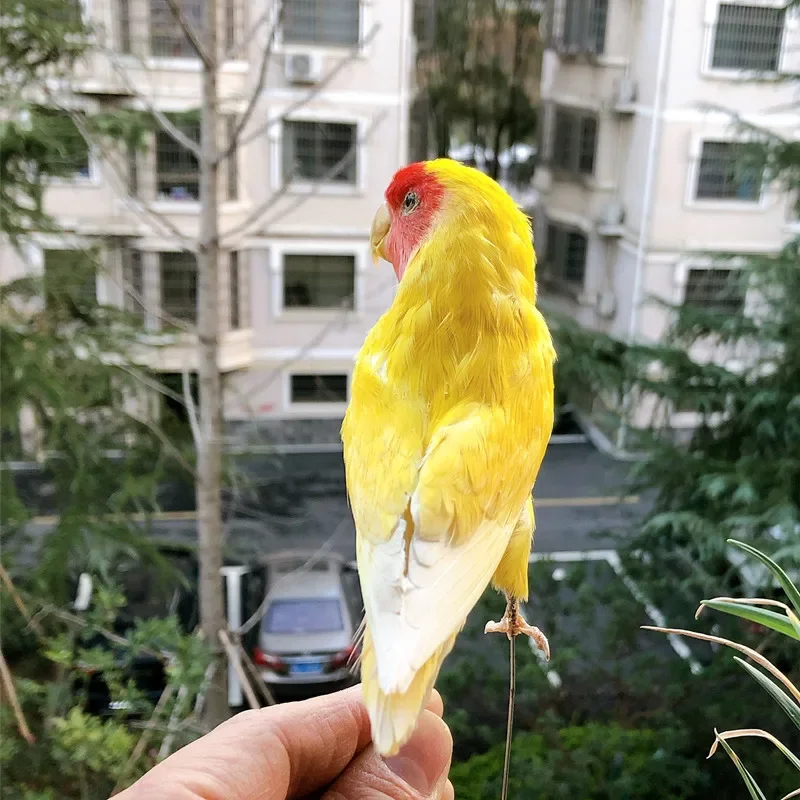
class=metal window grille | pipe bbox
[150,0,205,58]
[711,3,785,71]
[683,268,745,314]
[37,109,91,178]
[552,107,597,176]
[542,222,587,287]
[119,0,132,52]
[123,248,146,317]
[43,249,97,317]
[696,140,762,201]
[225,0,237,52]
[282,0,360,47]
[290,374,348,403]
[160,251,198,324]
[229,251,240,329]
[225,115,238,201]
[283,120,357,184]
[283,254,355,309]
[127,145,139,196]
[550,0,607,55]
[156,116,200,201]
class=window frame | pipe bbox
[550,106,598,179]
[285,370,350,411]
[280,0,361,49]
[702,0,792,79]
[539,218,589,293]
[154,113,201,205]
[38,107,98,186]
[686,135,768,210]
[270,110,368,194]
[549,0,609,57]
[268,239,368,319]
[273,0,372,57]
[158,250,198,327]
[282,252,357,312]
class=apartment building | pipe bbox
[534,0,800,444]
[3,0,414,452]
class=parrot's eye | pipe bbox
[401,191,419,215]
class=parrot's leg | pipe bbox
[484,596,551,661]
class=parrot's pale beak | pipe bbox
[369,203,391,266]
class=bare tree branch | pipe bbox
[234,23,382,153]
[165,0,213,70]
[119,407,197,478]
[99,46,202,158]
[215,2,284,165]
[221,109,387,245]
[0,562,45,639]
[182,367,202,446]
[0,648,35,745]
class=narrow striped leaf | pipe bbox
[701,600,800,640]
[713,733,768,800]
[728,540,800,616]
[736,657,800,733]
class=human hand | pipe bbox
[115,685,454,799]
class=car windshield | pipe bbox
[263,598,343,634]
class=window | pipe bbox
[160,252,197,324]
[43,249,97,319]
[156,115,200,201]
[225,0,238,52]
[123,249,146,318]
[225,115,238,201]
[127,145,139,196]
[557,0,607,55]
[683,268,745,314]
[711,3,785,72]
[263,598,344,634]
[119,0,132,53]
[150,0,205,58]
[290,374,348,403]
[695,140,762,202]
[37,109,91,180]
[283,254,355,309]
[552,107,597,176]
[283,120,357,185]
[543,223,588,288]
[229,251,240,329]
[282,0,360,47]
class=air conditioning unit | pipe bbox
[599,202,625,228]
[284,51,324,85]
[614,77,637,109]
[595,290,617,320]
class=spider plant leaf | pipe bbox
[727,540,800,616]
[735,657,800,733]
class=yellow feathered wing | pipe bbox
[343,384,550,755]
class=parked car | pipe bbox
[253,550,362,689]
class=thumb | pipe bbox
[321,710,454,800]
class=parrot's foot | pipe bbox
[485,598,551,661]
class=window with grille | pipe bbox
[711,3,785,71]
[43,249,97,319]
[695,140,762,202]
[552,107,597,176]
[557,0,607,55]
[225,115,238,201]
[290,374,348,403]
[119,0,131,52]
[283,254,355,309]
[36,109,91,179]
[123,249,146,318]
[229,251,240,329]
[683,268,745,314]
[160,252,198,324]
[150,0,205,58]
[156,116,200,201]
[283,120,358,184]
[282,0,360,47]
[543,222,588,288]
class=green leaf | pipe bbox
[735,657,800,733]
[701,599,800,640]
[727,539,800,616]
[713,734,768,800]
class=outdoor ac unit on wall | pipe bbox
[284,52,324,85]
[599,202,625,228]
[615,77,638,106]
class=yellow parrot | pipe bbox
[341,158,555,757]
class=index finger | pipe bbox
[117,685,444,800]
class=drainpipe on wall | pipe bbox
[615,0,677,454]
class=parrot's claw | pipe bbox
[485,602,551,661]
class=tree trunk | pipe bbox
[197,0,228,728]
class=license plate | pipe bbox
[289,661,323,675]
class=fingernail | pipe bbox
[384,712,452,795]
